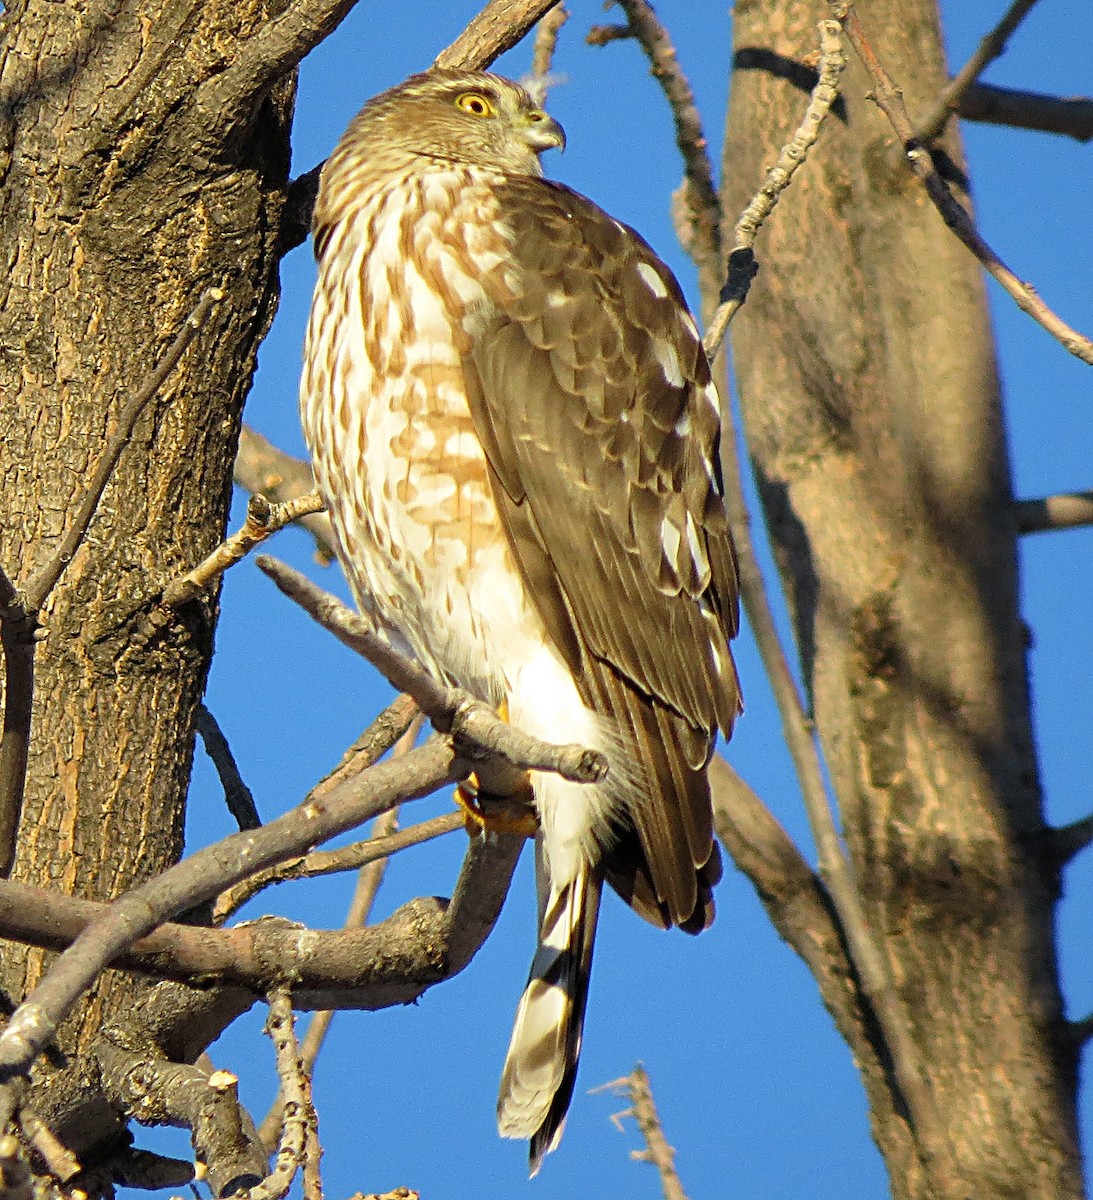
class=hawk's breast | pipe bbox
[301,165,542,702]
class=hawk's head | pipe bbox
[340,69,566,177]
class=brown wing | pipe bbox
[466,177,741,929]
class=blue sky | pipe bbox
[176,4,1093,1197]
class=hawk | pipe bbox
[301,68,741,1172]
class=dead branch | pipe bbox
[245,991,315,1200]
[529,4,568,85]
[597,1,722,314]
[832,2,1093,367]
[232,427,335,562]
[1015,490,1093,534]
[255,555,609,787]
[704,20,845,358]
[214,811,462,921]
[434,0,559,71]
[915,0,1041,144]
[96,1041,267,1197]
[0,832,524,1007]
[163,492,326,609]
[17,1107,81,1185]
[197,704,262,832]
[959,82,1093,142]
[593,1065,688,1200]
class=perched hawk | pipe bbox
[301,69,741,1172]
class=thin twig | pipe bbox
[17,1106,81,1184]
[601,1,721,313]
[254,555,609,787]
[196,704,262,832]
[246,991,314,1200]
[704,21,845,359]
[832,2,1093,367]
[1015,490,1093,534]
[214,811,463,919]
[592,1066,687,1200]
[915,0,1041,144]
[529,3,567,85]
[21,287,224,613]
[232,427,335,561]
[259,722,420,1149]
[1046,811,1093,866]
[163,493,326,609]
[959,82,1093,143]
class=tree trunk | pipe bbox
[722,2,1082,1196]
[0,0,292,1164]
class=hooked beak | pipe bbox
[522,110,566,154]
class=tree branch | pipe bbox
[196,704,262,832]
[959,82,1093,142]
[0,583,36,879]
[232,427,335,562]
[704,20,845,358]
[0,832,524,1006]
[254,556,608,787]
[433,0,560,71]
[162,493,326,610]
[246,991,315,1200]
[597,1,722,315]
[915,0,1041,144]
[529,3,568,86]
[1015,490,1093,534]
[832,2,1093,367]
[96,1041,267,1198]
[593,1065,688,1200]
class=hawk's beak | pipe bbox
[523,110,566,154]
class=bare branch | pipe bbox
[246,992,315,1200]
[0,1135,33,1200]
[17,1107,81,1185]
[915,0,1041,144]
[704,21,845,358]
[1070,1013,1093,1048]
[163,493,326,609]
[96,1043,267,1197]
[599,1,722,314]
[255,556,609,787]
[0,734,469,1123]
[0,828,525,1006]
[832,3,1093,368]
[592,1065,688,1200]
[280,167,324,258]
[215,811,463,919]
[529,3,568,85]
[193,1,362,148]
[434,0,559,71]
[586,24,633,47]
[960,82,1093,143]
[232,427,336,562]
[213,699,421,921]
[1015,490,1093,534]
[196,704,262,832]
[21,287,225,614]
[1046,812,1093,866]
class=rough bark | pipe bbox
[0,0,293,1169]
[722,2,1081,1197]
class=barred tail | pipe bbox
[497,868,602,1175]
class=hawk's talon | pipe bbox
[455,777,539,838]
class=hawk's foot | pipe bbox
[455,777,539,838]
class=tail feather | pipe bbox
[497,868,602,1175]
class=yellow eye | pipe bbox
[454,92,496,118]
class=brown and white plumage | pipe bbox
[300,69,741,1172]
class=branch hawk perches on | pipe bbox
[301,68,741,1173]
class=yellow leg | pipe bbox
[455,776,539,838]
[454,699,538,838]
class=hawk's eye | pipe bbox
[454,92,496,118]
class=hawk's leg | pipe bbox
[455,776,539,838]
